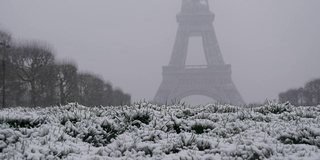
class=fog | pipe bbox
[1,0,320,104]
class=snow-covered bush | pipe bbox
[0,102,320,159]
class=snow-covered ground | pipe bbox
[0,102,320,160]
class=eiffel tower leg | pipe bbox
[202,28,225,65]
[154,83,170,105]
[219,84,245,105]
[169,28,189,67]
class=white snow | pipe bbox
[0,102,320,159]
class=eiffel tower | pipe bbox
[154,0,244,105]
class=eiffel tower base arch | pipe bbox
[154,65,244,105]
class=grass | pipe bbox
[0,102,319,159]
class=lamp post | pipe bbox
[0,41,10,109]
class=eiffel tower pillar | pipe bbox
[154,0,244,105]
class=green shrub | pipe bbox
[191,123,214,134]
[0,117,44,128]
[196,140,211,151]
[278,127,320,148]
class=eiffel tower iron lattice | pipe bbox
[154,0,244,105]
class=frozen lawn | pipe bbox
[0,102,320,159]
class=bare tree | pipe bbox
[10,42,55,107]
[112,88,131,106]
[55,61,79,105]
[279,78,320,106]
[78,73,105,106]
[279,88,303,106]
[0,30,11,44]
[103,82,113,106]
[0,29,12,108]
[304,79,320,105]
[1,29,132,108]
[77,73,130,107]
[37,64,58,106]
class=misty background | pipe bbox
[1,0,320,104]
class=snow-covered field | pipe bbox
[0,102,320,160]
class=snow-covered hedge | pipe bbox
[0,102,320,159]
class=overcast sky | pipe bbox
[1,0,320,104]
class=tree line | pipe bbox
[0,30,130,108]
[279,78,320,106]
